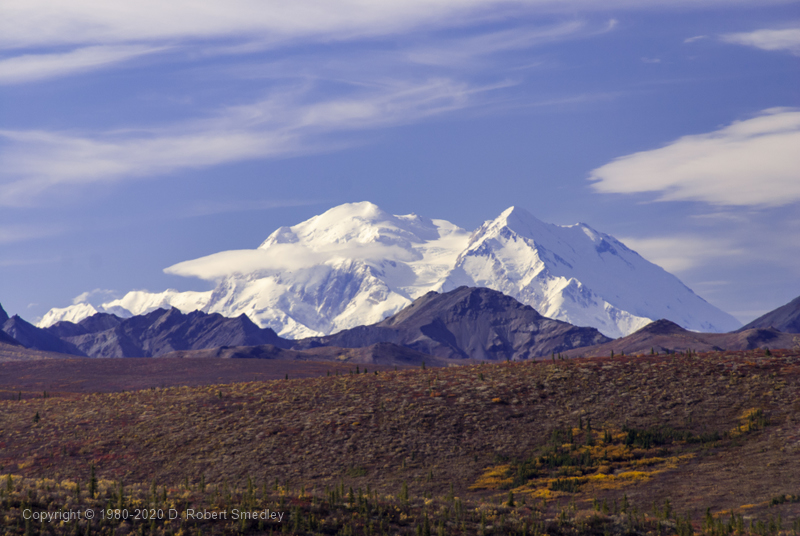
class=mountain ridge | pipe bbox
[2,314,86,356]
[563,318,798,358]
[292,286,612,360]
[38,202,740,338]
[738,295,800,333]
[45,308,288,358]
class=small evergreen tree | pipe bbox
[89,463,97,499]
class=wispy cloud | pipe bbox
[404,21,588,67]
[0,78,503,206]
[684,35,708,43]
[721,27,800,55]
[0,45,164,84]
[0,223,65,244]
[1,1,785,51]
[620,235,744,272]
[589,108,800,207]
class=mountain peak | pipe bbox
[636,319,688,336]
[0,303,8,324]
[296,286,610,360]
[41,202,741,339]
[490,206,547,234]
[259,201,441,250]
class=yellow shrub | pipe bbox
[469,465,513,490]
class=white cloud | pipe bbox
[721,27,800,55]
[0,77,497,206]
[0,1,791,83]
[1,1,788,51]
[165,242,416,280]
[589,108,800,207]
[405,21,587,66]
[620,235,744,272]
[684,35,708,43]
[0,45,163,84]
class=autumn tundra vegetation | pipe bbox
[1,348,799,535]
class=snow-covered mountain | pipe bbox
[39,202,741,338]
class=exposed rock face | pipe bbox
[292,286,611,360]
[0,303,22,347]
[2,315,86,356]
[739,295,800,334]
[45,308,290,358]
[563,319,799,357]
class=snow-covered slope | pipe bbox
[39,202,741,338]
[441,207,740,338]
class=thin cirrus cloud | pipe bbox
[0,223,65,245]
[0,1,792,85]
[588,107,800,207]
[0,78,501,206]
[0,45,164,85]
[404,20,588,66]
[619,235,744,273]
[1,1,788,50]
[720,27,800,55]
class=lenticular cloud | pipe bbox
[589,108,800,207]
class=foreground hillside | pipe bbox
[1,349,798,535]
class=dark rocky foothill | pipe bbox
[292,286,612,360]
[2,314,85,356]
[45,308,290,358]
[738,294,800,333]
[564,318,799,357]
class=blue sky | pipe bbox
[1,0,798,324]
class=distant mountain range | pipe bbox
[563,319,798,358]
[45,308,288,358]
[38,202,741,339]
[39,287,609,361]
[2,289,799,364]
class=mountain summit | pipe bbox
[440,206,739,337]
[39,202,740,338]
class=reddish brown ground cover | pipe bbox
[0,349,798,535]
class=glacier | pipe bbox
[38,202,741,338]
